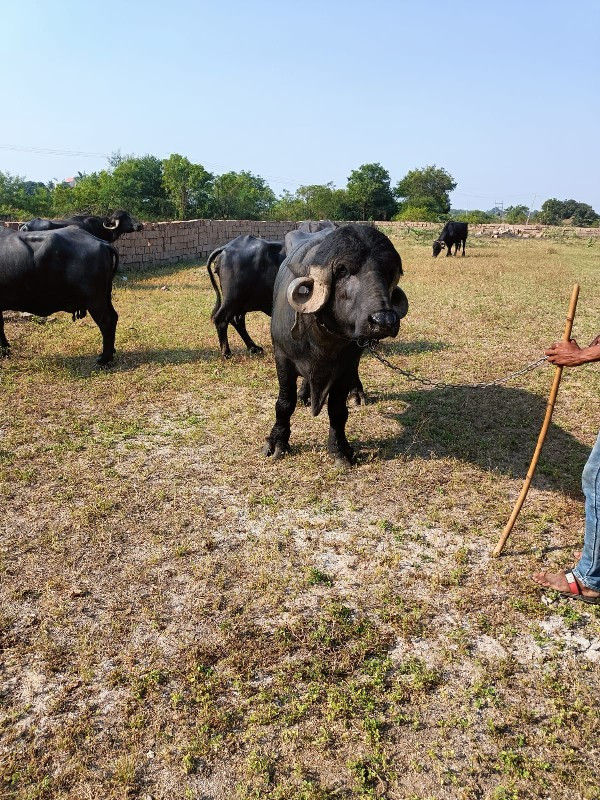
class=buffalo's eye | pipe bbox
[336,264,348,278]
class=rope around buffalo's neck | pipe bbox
[367,343,549,389]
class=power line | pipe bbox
[0,143,110,158]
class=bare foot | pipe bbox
[532,569,600,599]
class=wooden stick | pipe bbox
[492,283,580,557]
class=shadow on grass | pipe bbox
[362,385,589,496]
[49,346,216,376]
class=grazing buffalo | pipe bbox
[432,221,468,257]
[264,224,408,466]
[206,235,286,357]
[296,219,337,233]
[0,226,119,364]
[20,209,143,243]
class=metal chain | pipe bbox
[367,343,549,389]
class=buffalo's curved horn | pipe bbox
[391,287,409,320]
[287,264,331,314]
[103,218,120,230]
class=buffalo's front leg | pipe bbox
[0,311,10,357]
[88,301,118,365]
[231,314,264,355]
[264,356,297,460]
[327,379,355,467]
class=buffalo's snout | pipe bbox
[368,310,400,337]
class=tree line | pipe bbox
[1,153,598,226]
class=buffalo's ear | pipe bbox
[286,264,331,313]
[391,287,408,320]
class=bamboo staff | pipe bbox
[492,283,580,557]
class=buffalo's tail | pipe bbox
[206,247,224,320]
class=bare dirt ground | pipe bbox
[1,233,599,800]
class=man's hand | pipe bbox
[545,337,600,366]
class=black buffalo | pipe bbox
[264,224,408,466]
[20,209,143,243]
[432,221,468,257]
[0,226,119,364]
[206,235,286,357]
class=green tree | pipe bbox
[270,182,350,221]
[110,155,172,219]
[539,198,599,227]
[538,198,565,225]
[52,170,114,216]
[0,172,52,218]
[51,156,172,220]
[211,171,275,219]
[162,153,213,219]
[346,163,396,220]
[394,165,456,218]
[451,209,496,224]
[571,203,599,227]
[393,205,439,222]
[504,204,529,224]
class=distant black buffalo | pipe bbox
[264,224,408,466]
[1,226,119,364]
[20,209,143,243]
[433,221,468,257]
[206,235,286,357]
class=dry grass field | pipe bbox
[1,231,600,800]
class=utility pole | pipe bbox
[526,194,537,224]
[494,201,504,220]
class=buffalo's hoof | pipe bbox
[348,390,368,407]
[222,351,232,360]
[263,440,288,460]
[249,346,264,356]
[96,355,114,367]
[333,453,353,469]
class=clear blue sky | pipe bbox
[2,0,599,211]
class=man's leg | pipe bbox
[532,430,600,598]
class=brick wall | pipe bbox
[114,219,296,270]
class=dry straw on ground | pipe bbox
[1,234,599,800]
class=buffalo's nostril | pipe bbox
[369,310,399,328]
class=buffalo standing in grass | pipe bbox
[206,235,286,357]
[0,226,119,364]
[264,224,408,466]
[432,221,468,257]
